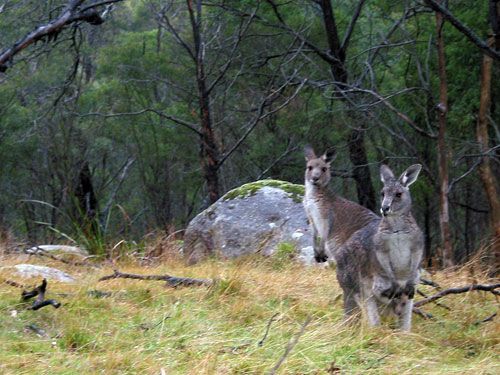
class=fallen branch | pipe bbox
[258,312,280,347]
[412,306,434,320]
[417,289,450,310]
[27,246,97,268]
[268,316,312,375]
[420,277,441,290]
[21,279,61,310]
[2,278,25,288]
[24,323,48,337]
[414,283,500,308]
[98,269,213,287]
[473,312,497,325]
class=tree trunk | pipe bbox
[318,0,376,210]
[74,162,99,236]
[188,0,220,205]
[435,4,454,268]
[476,35,500,272]
[348,128,377,211]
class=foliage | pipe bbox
[0,0,498,263]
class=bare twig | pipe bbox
[414,283,500,307]
[420,277,441,289]
[2,278,25,288]
[412,306,434,319]
[98,269,213,287]
[0,0,124,72]
[27,246,97,268]
[100,157,135,227]
[268,316,312,375]
[417,289,450,310]
[473,312,497,325]
[258,312,280,347]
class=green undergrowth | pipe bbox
[222,180,305,203]
[0,255,498,374]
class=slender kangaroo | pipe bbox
[303,146,377,262]
[335,164,424,331]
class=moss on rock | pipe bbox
[222,180,304,203]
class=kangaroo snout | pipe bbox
[380,206,391,216]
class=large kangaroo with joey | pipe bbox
[303,146,378,263]
[335,164,423,331]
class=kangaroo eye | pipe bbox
[307,166,312,171]
[322,167,327,172]
[395,192,402,198]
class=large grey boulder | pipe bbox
[2,264,76,283]
[183,180,314,265]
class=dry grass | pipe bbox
[0,251,498,374]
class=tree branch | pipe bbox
[424,0,500,60]
[218,78,306,168]
[78,109,202,136]
[98,269,213,287]
[414,283,500,307]
[0,0,124,72]
[341,0,367,54]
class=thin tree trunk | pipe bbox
[74,161,99,236]
[348,129,376,211]
[424,194,433,268]
[187,0,220,204]
[435,4,454,268]
[464,168,472,262]
[318,0,376,211]
[476,36,500,272]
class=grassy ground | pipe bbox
[0,252,498,375]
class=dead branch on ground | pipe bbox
[2,278,25,288]
[420,277,441,290]
[27,246,98,268]
[258,312,280,347]
[417,289,450,310]
[21,279,61,310]
[98,269,213,287]
[412,307,434,320]
[473,312,497,325]
[414,283,500,308]
[268,316,312,375]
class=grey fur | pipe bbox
[334,164,424,331]
[303,146,377,263]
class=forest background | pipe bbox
[0,0,499,269]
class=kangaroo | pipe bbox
[303,146,378,262]
[335,164,423,331]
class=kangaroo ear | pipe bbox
[304,145,317,161]
[399,164,422,187]
[322,148,336,163]
[380,164,395,184]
